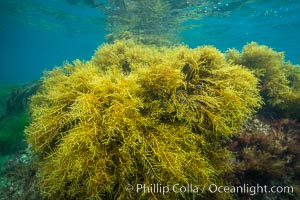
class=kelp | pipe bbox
[226,42,300,120]
[25,40,261,199]
[1,81,41,118]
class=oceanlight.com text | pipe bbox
[208,183,293,196]
[125,183,294,196]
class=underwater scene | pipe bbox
[0,0,299,199]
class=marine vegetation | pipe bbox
[0,82,39,160]
[1,81,41,117]
[226,42,300,120]
[0,112,29,158]
[228,118,300,200]
[0,85,15,116]
[25,40,261,199]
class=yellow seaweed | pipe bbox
[26,40,261,199]
[226,42,300,119]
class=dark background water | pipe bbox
[0,0,299,84]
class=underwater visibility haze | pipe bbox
[1,0,299,83]
[0,0,300,199]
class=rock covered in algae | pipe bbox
[25,40,261,199]
[228,118,300,200]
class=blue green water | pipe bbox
[0,0,299,83]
